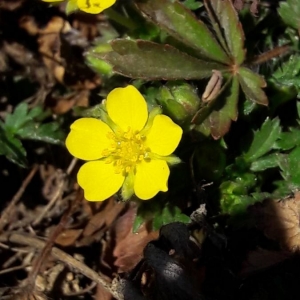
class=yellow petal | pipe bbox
[77,0,116,14]
[66,118,113,161]
[106,85,148,132]
[78,161,124,201]
[134,159,169,200]
[145,115,183,156]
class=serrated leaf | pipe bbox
[204,0,245,65]
[5,102,29,133]
[278,0,300,30]
[244,117,281,163]
[274,128,300,151]
[98,39,224,80]
[271,54,300,86]
[250,153,280,172]
[18,122,65,145]
[152,206,190,231]
[0,125,27,167]
[238,67,268,105]
[221,193,270,215]
[135,0,229,64]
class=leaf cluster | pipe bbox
[0,103,65,167]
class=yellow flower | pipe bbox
[66,85,183,201]
[42,0,116,14]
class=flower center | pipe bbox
[102,128,150,174]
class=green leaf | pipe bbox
[221,192,270,215]
[5,102,29,134]
[98,39,225,80]
[278,0,300,30]
[135,0,230,64]
[204,0,245,65]
[152,206,190,231]
[182,0,202,10]
[133,201,189,232]
[274,128,300,151]
[133,214,145,233]
[286,146,300,187]
[85,44,113,76]
[250,153,280,172]
[244,117,281,163]
[0,125,27,167]
[18,122,65,145]
[238,67,268,105]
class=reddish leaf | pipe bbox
[204,0,246,65]
[96,39,224,80]
[135,0,229,64]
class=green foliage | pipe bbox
[90,0,268,139]
[0,103,65,167]
[133,201,190,233]
[182,0,202,10]
[243,118,281,163]
[278,0,300,30]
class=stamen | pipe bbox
[102,128,149,174]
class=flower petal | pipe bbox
[134,159,169,200]
[106,85,148,132]
[145,115,183,156]
[77,0,116,14]
[78,161,124,201]
[66,118,113,161]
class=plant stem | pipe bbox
[249,44,291,66]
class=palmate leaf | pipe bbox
[91,0,268,139]
[135,0,229,63]
[204,0,245,65]
[97,39,225,80]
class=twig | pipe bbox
[0,165,39,232]
[32,158,78,226]
[0,232,124,300]
[0,242,31,253]
[27,189,83,289]
[64,281,97,297]
[0,264,31,275]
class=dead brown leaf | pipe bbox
[253,192,300,251]
[55,229,83,247]
[45,90,89,114]
[108,204,159,273]
[20,16,69,83]
[78,198,127,246]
